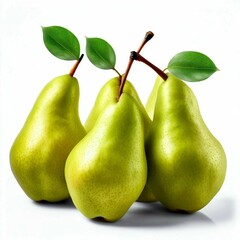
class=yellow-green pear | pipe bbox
[10,73,86,202]
[146,73,227,212]
[138,75,165,202]
[65,93,147,222]
[137,185,156,202]
[84,76,155,202]
[145,75,165,120]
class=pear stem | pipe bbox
[69,54,84,77]
[113,67,122,83]
[130,51,168,81]
[117,31,154,101]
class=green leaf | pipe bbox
[167,51,219,82]
[86,37,116,70]
[42,26,80,60]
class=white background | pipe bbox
[0,0,239,239]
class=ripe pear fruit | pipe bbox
[139,75,165,202]
[145,75,165,120]
[65,93,147,222]
[10,74,86,202]
[137,185,156,202]
[146,73,227,212]
[84,76,155,202]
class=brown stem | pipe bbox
[137,31,154,52]
[117,31,154,101]
[130,51,168,81]
[113,68,122,83]
[69,54,84,77]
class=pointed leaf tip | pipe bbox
[86,37,116,70]
[167,51,219,82]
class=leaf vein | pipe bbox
[48,34,77,59]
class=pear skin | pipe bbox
[145,75,165,120]
[84,76,155,202]
[65,93,147,222]
[146,73,227,212]
[84,76,150,137]
[137,185,156,202]
[138,75,165,202]
[10,74,86,202]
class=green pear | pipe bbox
[137,185,156,202]
[138,75,164,202]
[145,75,165,120]
[146,73,227,212]
[84,76,155,202]
[65,93,147,222]
[10,74,86,202]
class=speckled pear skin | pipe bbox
[10,74,86,202]
[84,76,155,202]
[65,93,147,222]
[146,73,227,212]
[137,75,165,202]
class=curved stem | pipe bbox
[117,31,154,101]
[69,54,84,77]
[130,51,168,81]
[113,68,122,83]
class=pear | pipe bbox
[138,75,165,202]
[137,185,156,202]
[10,74,86,202]
[145,75,165,120]
[146,73,227,212]
[84,76,155,202]
[65,93,147,222]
